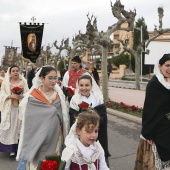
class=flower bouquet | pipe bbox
[78,101,89,112]
[62,86,74,102]
[36,155,66,170]
[11,86,23,107]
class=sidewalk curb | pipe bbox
[107,108,142,124]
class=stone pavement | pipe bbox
[107,87,146,124]
[108,87,145,108]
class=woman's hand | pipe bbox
[146,140,153,145]
[17,94,24,99]
[10,94,23,99]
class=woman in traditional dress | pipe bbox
[0,65,28,157]
[16,66,69,170]
[134,54,170,170]
[69,74,111,166]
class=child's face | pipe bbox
[78,79,92,97]
[77,123,99,147]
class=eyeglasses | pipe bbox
[47,76,58,82]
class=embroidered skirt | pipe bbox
[134,138,170,170]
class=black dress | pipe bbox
[141,75,170,161]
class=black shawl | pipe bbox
[141,75,170,161]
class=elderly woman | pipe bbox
[134,54,170,170]
[0,65,28,157]
[16,66,69,170]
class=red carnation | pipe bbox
[78,101,89,111]
[67,87,74,96]
[41,160,59,170]
[12,87,22,91]
[11,87,23,95]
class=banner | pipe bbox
[20,23,44,63]
[3,46,18,66]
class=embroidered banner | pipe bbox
[3,46,18,66]
[19,23,44,63]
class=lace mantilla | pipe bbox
[71,143,101,166]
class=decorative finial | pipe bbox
[31,16,36,24]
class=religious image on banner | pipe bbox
[3,47,18,67]
[27,33,36,52]
[20,23,44,63]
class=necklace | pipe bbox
[43,91,49,95]
[40,87,51,95]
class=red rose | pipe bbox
[11,87,23,95]
[41,160,59,170]
[78,102,89,110]
[67,87,74,96]
[12,87,22,91]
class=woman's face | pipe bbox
[78,79,92,97]
[159,60,170,78]
[10,67,19,79]
[41,70,57,89]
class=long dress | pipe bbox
[134,75,170,170]
[17,88,65,170]
[0,79,28,153]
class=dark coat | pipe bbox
[27,69,35,89]
[92,68,100,85]
[69,104,111,158]
[141,75,170,161]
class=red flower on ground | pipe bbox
[123,105,129,109]
[131,105,137,110]
[105,101,111,106]
[120,102,125,105]
[41,160,59,170]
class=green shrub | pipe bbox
[111,54,130,68]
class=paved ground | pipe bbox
[108,87,145,108]
[0,113,141,170]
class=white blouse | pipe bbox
[64,138,110,170]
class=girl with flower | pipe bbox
[69,74,110,166]
[61,109,110,170]
[0,65,28,157]
[16,66,69,170]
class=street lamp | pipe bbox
[134,25,143,82]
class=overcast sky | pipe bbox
[0,0,170,60]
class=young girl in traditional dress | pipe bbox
[16,66,69,170]
[62,109,109,170]
[69,74,110,162]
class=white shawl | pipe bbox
[0,68,28,130]
[17,66,69,161]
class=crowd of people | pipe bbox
[0,55,110,170]
[1,53,170,170]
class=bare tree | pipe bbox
[117,6,170,90]
[80,0,136,101]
